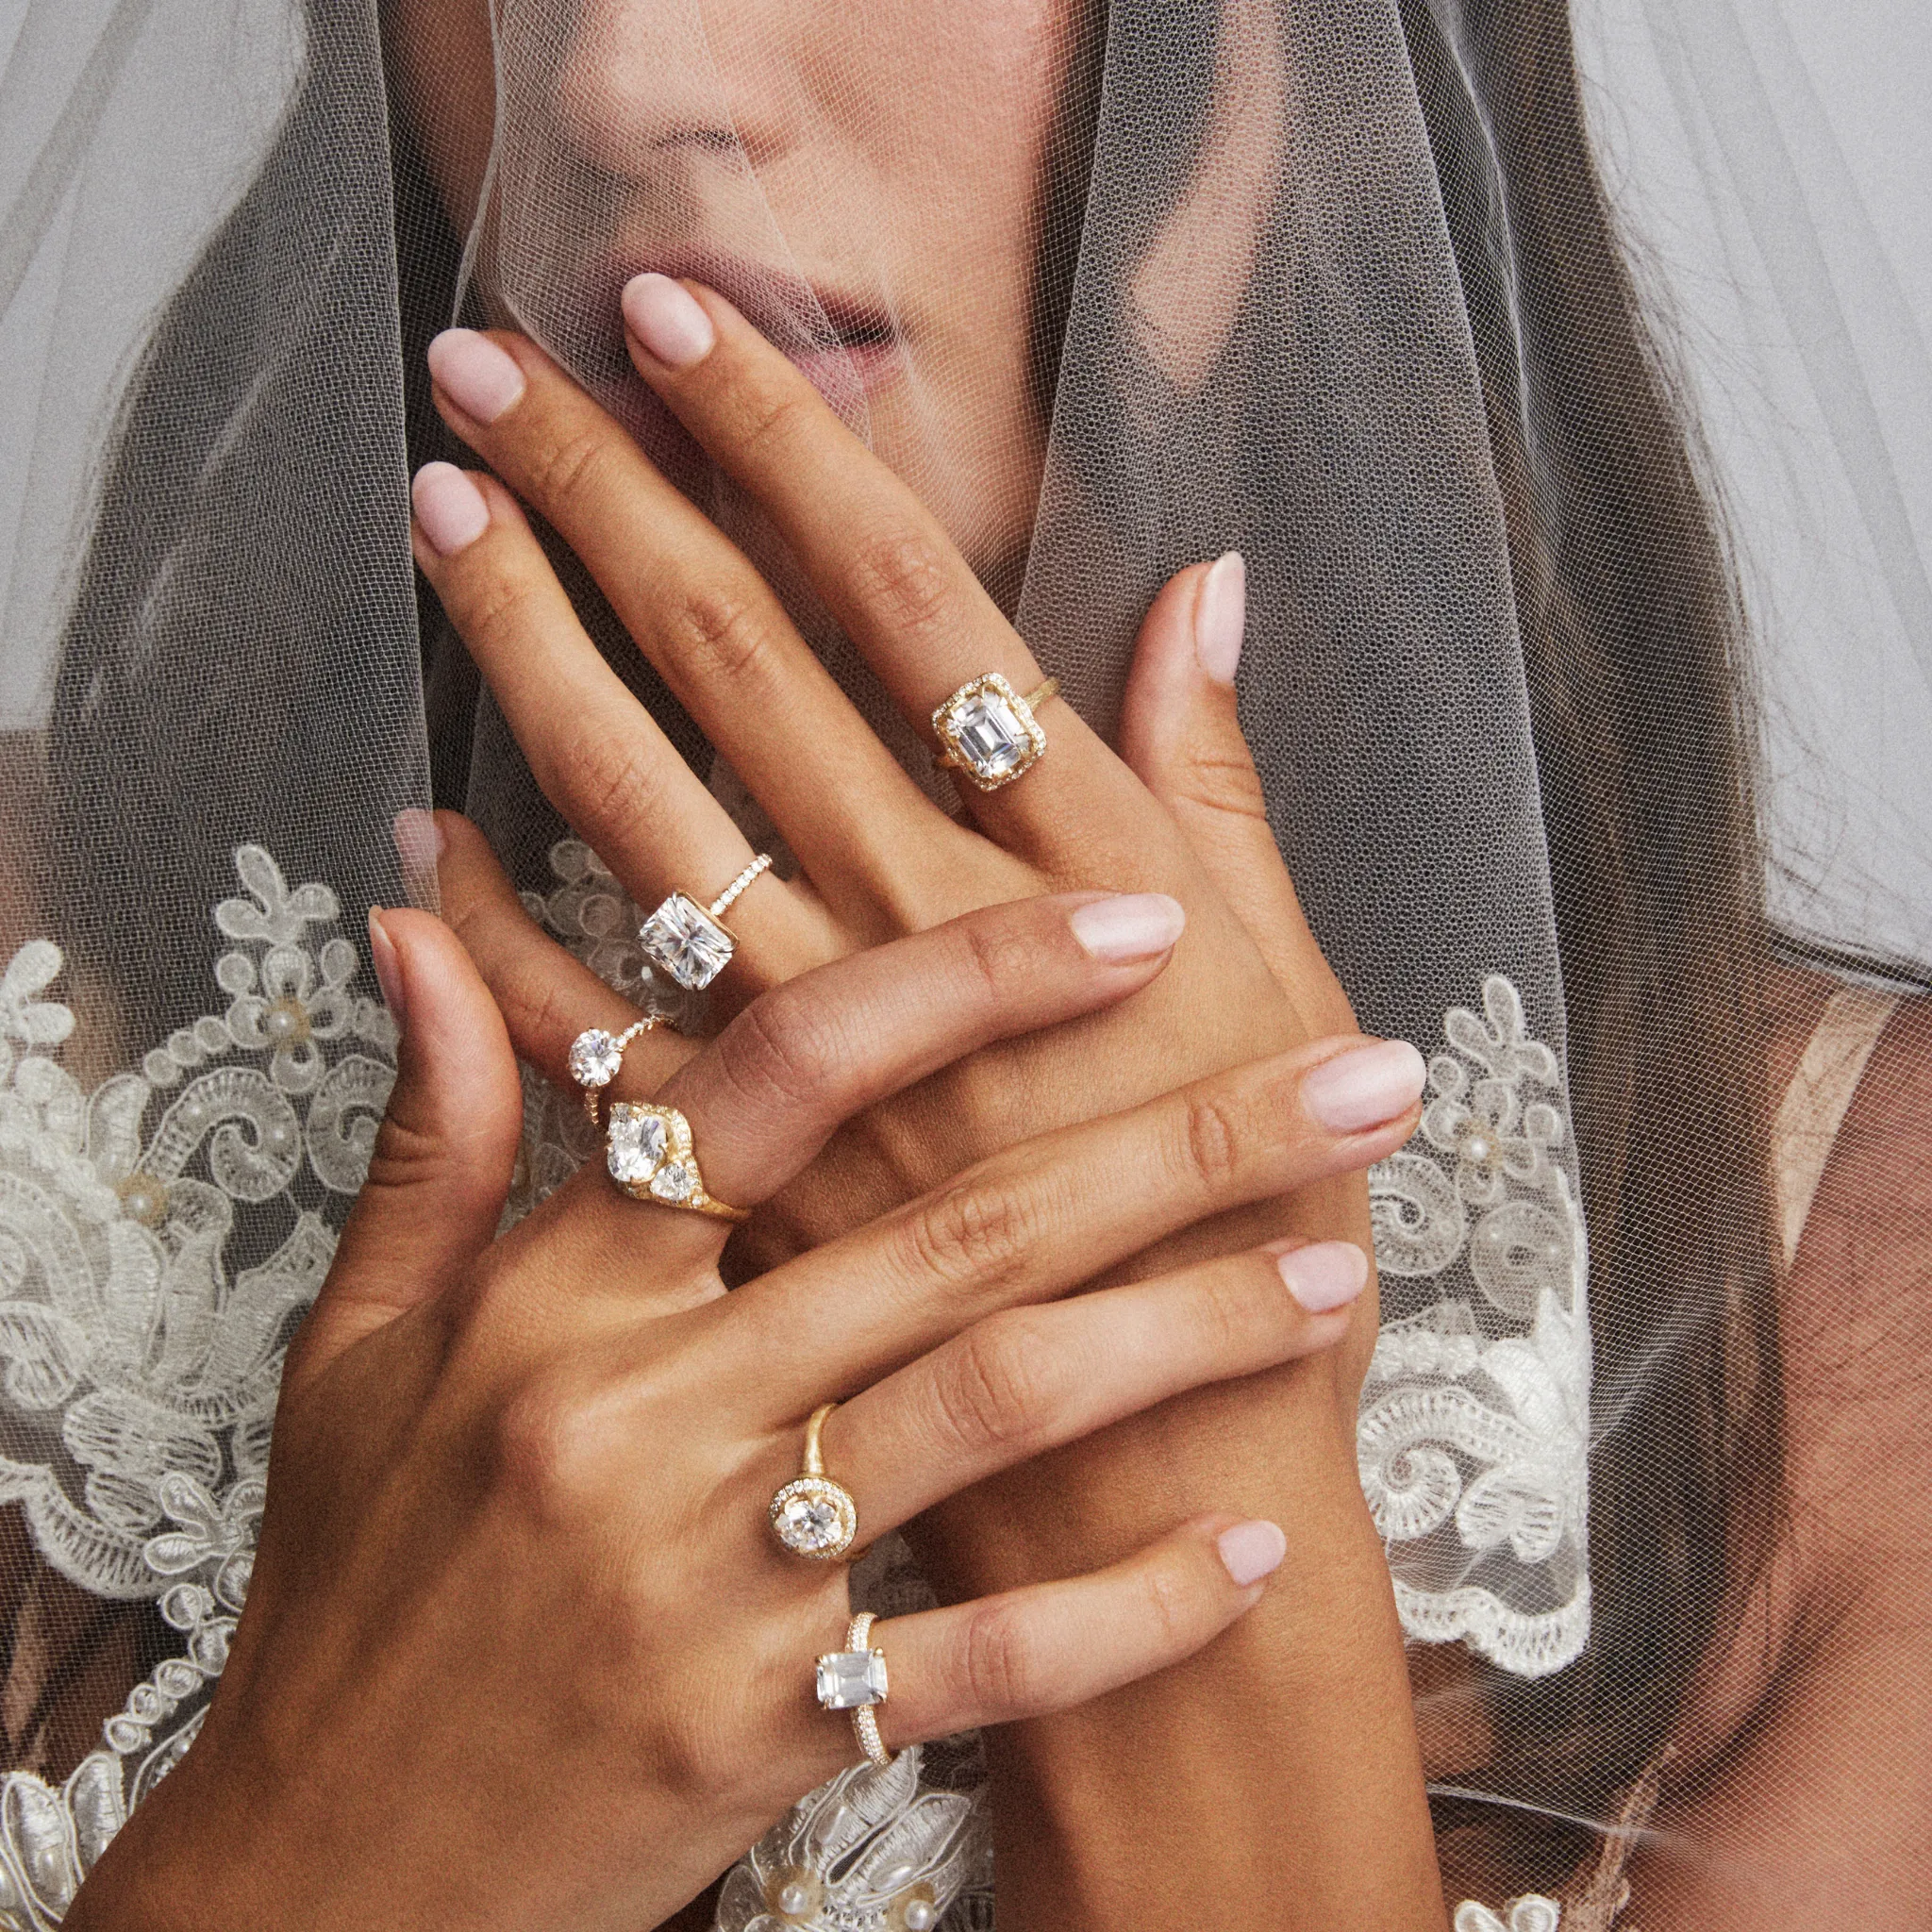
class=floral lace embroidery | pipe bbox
[0,848,394,1926]
[1363,976,1591,1679]
[1456,1900,1562,1932]
[0,839,1593,1924]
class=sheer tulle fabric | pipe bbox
[0,0,1925,1924]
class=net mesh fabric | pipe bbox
[0,0,1926,1924]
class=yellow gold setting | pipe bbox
[605,1100,749,1223]
[932,673,1058,791]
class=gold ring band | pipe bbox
[769,1402,860,1559]
[605,1101,750,1224]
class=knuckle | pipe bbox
[847,527,956,640]
[712,986,850,1114]
[953,912,1035,1009]
[1170,741,1270,821]
[958,1596,1041,1716]
[671,582,775,687]
[491,1372,599,1520]
[1137,1556,1196,1654]
[524,423,618,518]
[901,1176,1039,1297]
[542,720,676,847]
[724,371,813,459]
[1175,1087,1251,1194]
[929,1316,1057,1457]
[455,566,545,657]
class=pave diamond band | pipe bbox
[605,1100,749,1223]
[816,1611,894,1768]
[638,854,774,991]
[566,1014,667,1126]
[933,673,1058,791]
[770,1403,858,1560]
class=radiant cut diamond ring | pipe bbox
[638,853,774,991]
[769,1402,859,1560]
[932,673,1058,791]
[816,1610,894,1768]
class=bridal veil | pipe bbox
[0,0,1924,1923]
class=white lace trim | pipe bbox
[1455,1899,1562,1932]
[0,847,394,1926]
[1365,976,1591,1679]
[0,837,1592,1924]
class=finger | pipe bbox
[740,1032,1428,1391]
[858,1517,1285,1755]
[1118,555,1351,1035]
[639,889,1188,1213]
[820,1240,1368,1539]
[410,462,827,983]
[291,908,524,1391]
[434,809,699,1096]
[620,275,1128,850]
[422,331,948,911]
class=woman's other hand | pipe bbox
[62,895,1404,1932]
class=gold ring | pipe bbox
[567,1015,669,1127]
[932,673,1059,791]
[815,1610,894,1769]
[769,1403,859,1559]
[605,1101,750,1223]
[639,854,774,992]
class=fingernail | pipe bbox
[1300,1039,1426,1133]
[1274,1241,1369,1313]
[426,327,526,424]
[622,273,717,370]
[368,909,407,1034]
[1194,551,1245,685]
[411,462,490,557]
[1217,1519,1287,1587]
[1068,892,1187,962]
[392,808,445,886]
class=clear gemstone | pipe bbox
[816,1648,889,1709]
[607,1108,669,1185]
[948,690,1030,778]
[649,1159,698,1203]
[640,892,736,991]
[569,1028,623,1088]
[775,1490,844,1553]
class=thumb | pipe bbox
[291,907,524,1388]
[1119,554,1352,1037]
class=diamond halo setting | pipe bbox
[931,672,1053,791]
[770,1476,859,1559]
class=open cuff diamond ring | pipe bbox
[638,853,774,992]
[932,673,1059,791]
[606,1100,749,1223]
[770,1402,859,1559]
[816,1610,894,1769]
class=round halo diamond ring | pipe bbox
[769,1403,859,1559]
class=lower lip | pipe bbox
[787,338,903,406]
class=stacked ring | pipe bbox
[605,1100,750,1223]
[769,1403,859,1559]
[639,853,774,992]
[567,1014,668,1127]
[815,1610,894,1769]
[932,673,1060,791]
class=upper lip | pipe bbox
[603,245,897,358]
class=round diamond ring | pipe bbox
[770,1403,859,1559]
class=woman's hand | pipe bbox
[64,894,1403,1932]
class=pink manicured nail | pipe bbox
[368,909,407,1034]
[1217,1519,1287,1588]
[1194,551,1245,685]
[623,274,717,369]
[1300,1039,1426,1133]
[1274,1241,1369,1313]
[426,328,526,425]
[392,808,445,880]
[411,462,490,557]
[1068,892,1187,961]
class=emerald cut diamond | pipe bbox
[816,1647,889,1710]
[932,673,1047,790]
